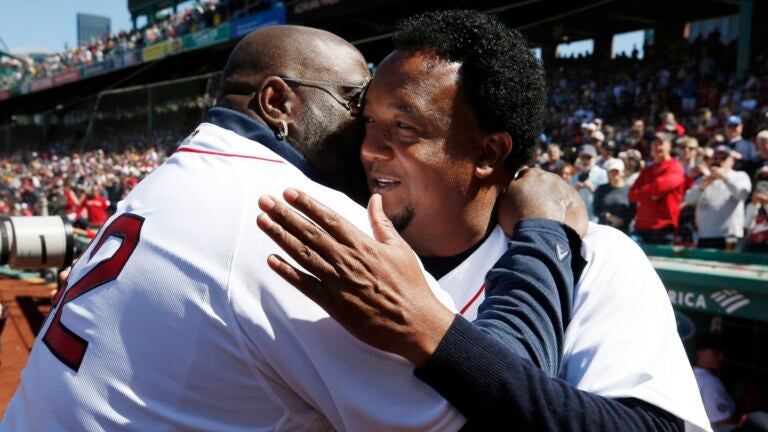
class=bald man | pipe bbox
[2,26,467,431]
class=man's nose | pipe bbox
[360,129,394,163]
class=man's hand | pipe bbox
[700,175,717,189]
[257,189,455,367]
[709,166,728,181]
[497,168,589,237]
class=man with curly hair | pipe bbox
[261,10,711,432]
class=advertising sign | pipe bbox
[182,25,231,50]
[230,4,287,38]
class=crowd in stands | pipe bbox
[1,29,768,254]
[536,34,768,253]
[0,131,177,234]
[0,0,267,90]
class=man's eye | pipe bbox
[396,121,412,130]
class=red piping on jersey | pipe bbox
[176,147,286,164]
[460,283,485,315]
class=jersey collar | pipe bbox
[206,107,326,184]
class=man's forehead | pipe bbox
[370,50,461,113]
[291,38,368,83]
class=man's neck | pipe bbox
[418,226,494,280]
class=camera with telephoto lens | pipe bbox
[0,216,80,270]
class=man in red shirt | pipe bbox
[63,179,82,222]
[78,184,111,228]
[629,132,686,244]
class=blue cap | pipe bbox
[726,115,742,126]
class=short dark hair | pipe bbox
[393,10,546,172]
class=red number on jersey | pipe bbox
[43,213,145,372]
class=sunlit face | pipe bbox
[651,137,671,161]
[757,137,768,159]
[578,154,594,168]
[559,166,574,182]
[548,147,561,161]
[608,168,623,185]
[683,145,698,157]
[712,151,734,169]
[360,50,483,254]
[725,123,742,140]
[287,43,371,202]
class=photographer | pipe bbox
[683,146,751,249]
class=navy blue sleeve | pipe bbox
[414,218,683,430]
[416,316,684,431]
[471,219,585,377]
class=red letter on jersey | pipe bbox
[43,213,145,372]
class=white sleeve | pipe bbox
[695,369,735,424]
[683,179,703,206]
[562,224,711,432]
[227,189,464,432]
[723,171,751,201]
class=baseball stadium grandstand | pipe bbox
[0,0,767,426]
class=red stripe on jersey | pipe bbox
[460,283,485,315]
[176,147,286,164]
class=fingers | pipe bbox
[266,254,334,312]
[283,188,360,246]
[367,194,401,246]
[256,206,337,280]
[258,194,344,265]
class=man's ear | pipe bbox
[475,131,513,179]
[256,76,299,132]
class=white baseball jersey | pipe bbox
[438,225,507,320]
[693,367,735,424]
[2,122,465,431]
[439,223,712,432]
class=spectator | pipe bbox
[63,178,82,221]
[682,145,751,249]
[539,143,565,173]
[721,116,758,165]
[744,166,768,253]
[78,184,111,228]
[619,148,644,187]
[743,130,768,179]
[47,179,67,216]
[629,132,686,244]
[556,162,575,183]
[658,111,686,137]
[693,334,736,429]
[680,137,702,177]
[571,144,607,223]
[594,158,634,232]
[597,138,618,168]
[621,119,651,157]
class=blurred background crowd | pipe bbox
[3,30,767,253]
[1,1,767,428]
[0,0,259,89]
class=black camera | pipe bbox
[0,216,81,270]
